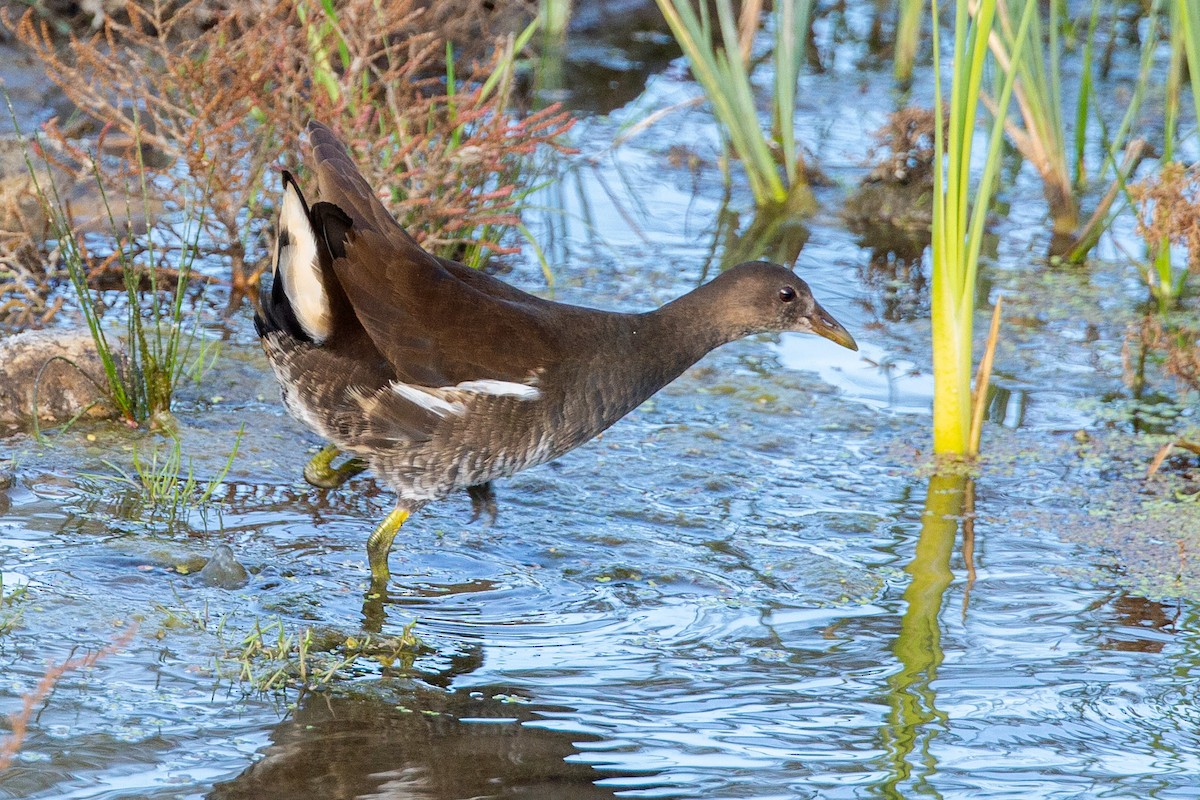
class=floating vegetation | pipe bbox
[221,618,424,695]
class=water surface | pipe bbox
[2,6,1200,799]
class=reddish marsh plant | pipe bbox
[10,0,573,311]
[1130,162,1200,305]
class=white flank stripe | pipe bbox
[391,383,464,416]
[279,183,330,342]
[454,379,542,400]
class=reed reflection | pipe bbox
[878,473,974,799]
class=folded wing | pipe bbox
[303,120,561,392]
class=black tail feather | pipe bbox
[311,201,353,261]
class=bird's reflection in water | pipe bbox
[208,685,637,800]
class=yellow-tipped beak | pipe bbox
[810,305,858,351]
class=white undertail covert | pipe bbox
[276,181,331,342]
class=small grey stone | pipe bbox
[197,544,249,589]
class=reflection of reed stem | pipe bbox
[962,479,977,618]
[880,473,969,796]
[894,0,922,87]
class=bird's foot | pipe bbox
[467,482,498,525]
[362,507,408,632]
[303,445,366,489]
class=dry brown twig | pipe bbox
[0,625,136,771]
[1146,439,1200,479]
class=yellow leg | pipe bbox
[367,506,410,587]
[303,444,366,489]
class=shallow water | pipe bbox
[4,6,1200,799]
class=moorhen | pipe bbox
[256,121,858,587]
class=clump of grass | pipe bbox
[929,0,1033,458]
[981,0,1155,261]
[7,91,209,424]
[222,618,423,694]
[654,0,815,212]
[89,426,243,531]
[987,0,1074,236]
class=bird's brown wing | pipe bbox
[304,120,560,389]
[306,121,416,246]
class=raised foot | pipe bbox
[467,482,498,524]
[303,444,366,489]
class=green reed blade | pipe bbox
[931,0,1034,458]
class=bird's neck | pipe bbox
[553,281,746,452]
[605,280,744,401]
[643,279,744,362]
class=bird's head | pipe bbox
[714,261,858,351]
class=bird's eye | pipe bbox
[779,286,797,303]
